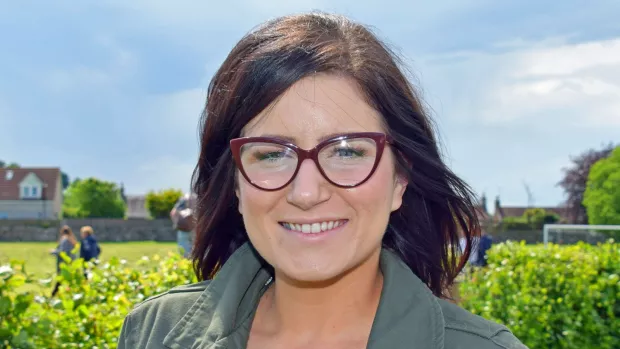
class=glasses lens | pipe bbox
[239,142,298,189]
[318,138,378,186]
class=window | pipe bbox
[23,186,30,197]
[31,186,38,197]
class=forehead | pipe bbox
[242,74,384,143]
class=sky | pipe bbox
[1,1,619,211]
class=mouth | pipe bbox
[279,219,348,234]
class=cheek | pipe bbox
[343,161,397,214]
[237,181,280,222]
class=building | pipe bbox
[475,194,492,228]
[492,196,569,223]
[126,195,149,219]
[0,168,63,219]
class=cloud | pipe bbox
[129,155,197,195]
[419,37,620,128]
[0,98,15,153]
[2,1,618,206]
[409,37,620,206]
[42,35,138,93]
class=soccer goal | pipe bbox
[543,224,620,245]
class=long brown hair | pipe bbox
[59,225,78,246]
[191,12,479,297]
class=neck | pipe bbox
[256,249,383,340]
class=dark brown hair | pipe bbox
[191,12,479,297]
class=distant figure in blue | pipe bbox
[472,231,493,267]
[459,230,493,268]
[79,225,101,262]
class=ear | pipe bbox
[235,187,242,214]
[390,174,408,212]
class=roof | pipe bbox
[0,167,61,201]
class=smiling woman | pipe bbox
[117,12,527,349]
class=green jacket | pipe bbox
[118,243,528,348]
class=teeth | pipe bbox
[281,220,346,234]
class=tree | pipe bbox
[62,178,126,218]
[0,160,5,168]
[145,189,183,219]
[557,143,615,223]
[5,162,20,169]
[583,146,620,227]
[501,208,560,231]
[523,208,559,227]
[61,172,70,190]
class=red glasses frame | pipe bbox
[230,132,393,191]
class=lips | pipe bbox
[279,220,348,234]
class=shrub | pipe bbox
[2,242,618,348]
[1,252,196,348]
[145,189,183,219]
[499,208,561,231]
[460,240,619,349]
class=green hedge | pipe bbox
[1,241,618,348]
[461,240,619,349]
[1,253,196,348]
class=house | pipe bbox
[492,196,569,223]
[126,195,149,219]
[0,167,63,219]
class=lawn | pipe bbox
[0,241,178,292]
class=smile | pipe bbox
[279,220,348,234]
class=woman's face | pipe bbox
[236,74,407,283]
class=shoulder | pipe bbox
[437,299,528,349]
[127,280,209,320]
[118,281,210,348]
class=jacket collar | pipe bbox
[163,243,445,349]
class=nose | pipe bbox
[286,159,330,210]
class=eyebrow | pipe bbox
[256,132,349,144]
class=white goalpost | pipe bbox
[543,224,620,245]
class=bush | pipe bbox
[1,252,196,348]
[499,208,561,231]
[460,240,619,349]
[145,189,183,219]
[2,242,617,348]
[63,178,126,218]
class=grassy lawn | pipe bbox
[0,241,178,292]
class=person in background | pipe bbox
[79,225,101,263]
[473,231,493,267]
[170,193,197,258]
[50,225,78,296]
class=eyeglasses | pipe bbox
[230,132,393,191]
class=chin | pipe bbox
[272,252,356,285]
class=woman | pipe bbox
[50,225,77,296]
[118,13,527,349]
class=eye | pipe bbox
[333,147,366,158]
[254,151,287,161]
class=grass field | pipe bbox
[0,241,178,286]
